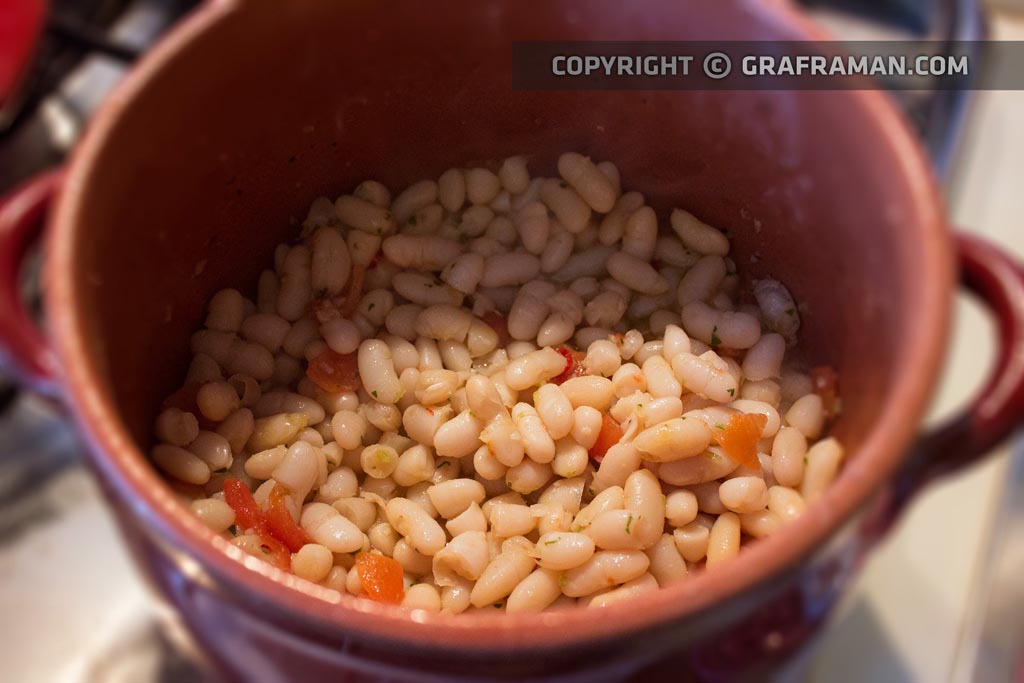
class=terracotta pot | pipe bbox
[1,1,1022,681]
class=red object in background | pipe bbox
[0,0,48,110]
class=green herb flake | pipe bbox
[786,308,797,317]
[711,326,722,346]
[804,456,809,465]
[371,390,378,398]
[706,451,721,462]
[625,513,634,535]
[727,388,735,397]
[544,539,559,546]
[368,302,375,311]
[715,423,726,431]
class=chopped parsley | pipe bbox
[715,424,726,430]
[727,388,735,397]
[544,539,559,546]
[625,513,634,535]
[711,326,722,346]
[367,302,375,310]
[371,390,378,398]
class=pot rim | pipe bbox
[46,0,953,653]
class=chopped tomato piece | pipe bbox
[355,552,405,604]
[340,263,366,318]
[589,414,624,463]
[480,310,512,347]
[552,347,586,385]
[306,348,360,393]
[265,483,311,552]
[256,533,292,572]
[224,478,266,531]
[811,365,840,418]
[310,295,343,324]
[714,413,768,471]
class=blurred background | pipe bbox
[1,0,1023,681]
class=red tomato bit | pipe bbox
[257,534,292,572]
[589,414,624,463]
[713,413,768,471]
[355,552,405,604]
[306,348,360,394]
[552,347,587,385]
[223,478,266,531]
[265,483,312,553]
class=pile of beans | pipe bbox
[152,152,842,613]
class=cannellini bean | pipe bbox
[466,168,501,205]
[301,503,365,553]
[490,503,536,538]
[433,531,490,586]
[771,426,807,487]
[438,168,466,212]
[552,438,588,478]
[570,406,602,450]
[591,443,640,493]
[611,363,646,397]
[217,408,255,453]
[428,479,486,519]
[786,394,825,439]
[402,583,442,611]
[642,355,682,399]
[672,522,710,563]
[446,501,487,537]
[573,486,625,532]
[187,430,232,472]
[754,278,800,343]
[414,304,473,342]
[310,226,351,296]
[392,180,438,224]
[479,252,541,288]
[664,490,699,527]
[358,340,403,404]
[540,178,591,233]
[559,376,614,410]
[739,509,783,539]
[718,476,770,514]
[506,568,562,613]
[413,368,459,405]
[768,485,807,522]
[584,290,628,329]
[632,418,712,462]
[645,534,688,586]
[152,444,210,485]
[353,180,390,207]
[254,391,326,425]
[622,207,658,261]
[360,444,398,479]
[587,573,659,608]
[382,234,462,271]
[197,381,240,422]
[505,458,552,495]
[206,288,246,332]
[470,547,537,607]
[515,201,550,255]
[561,550,650,597]
[512,403,556,464]
[247,412,309,452]
[670,208,729,256]
[191,498,235,533]
[442,252,486,295]
[505,347,566,391]
[155,407,199,447]
[550,245,617,283]
[730,399,781,438]
[536,531,596,571]
[480,413,526,467]
[705,511,740,568]
[583,339,621,378]
[743,333,786,381]
[558,152,617,213]
[658,447,738,486]
[433,410,483,458]
[335,195,394,234]
[607,252,668,295]
[392,272,464,307]
[671,352,738,403]
[316,466,358,503]
[499,156,530,194]
[401,404,450,447]
[801,437,844,503]
[385,497,446,556]
[540,227,575,273]
[677,255,726,306]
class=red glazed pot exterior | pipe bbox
[31,0,1011,681]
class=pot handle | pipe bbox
[890,233,1024,512]
[0,169,63,397]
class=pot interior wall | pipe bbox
[70,1,928,463]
